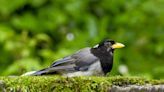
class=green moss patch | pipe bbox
[0,76,163,92]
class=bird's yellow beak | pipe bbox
[111,42,125,49]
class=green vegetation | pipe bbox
[0,76,164,92]
[0,0,164,79]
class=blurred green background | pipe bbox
[0,0,163,79]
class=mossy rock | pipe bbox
[0,76,163,92]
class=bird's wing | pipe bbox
[72,48,99,70]
[50,47,99,71]
[32,48,99,75]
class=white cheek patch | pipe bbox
[93,44,99,48]
[110,51,113,56]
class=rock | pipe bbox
[109,85,164,92]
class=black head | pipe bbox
[98,39,115,49]
[93,39,125,51]
[91,39,125,74]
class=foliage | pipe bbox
[0,76,164,92]
[0,0,164,79]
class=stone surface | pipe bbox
[109,85,164,92]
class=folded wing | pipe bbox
[32,48,99,75]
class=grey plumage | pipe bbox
[31,48,102,76]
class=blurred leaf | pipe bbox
[0,25,14,43]
[2,58,41,76]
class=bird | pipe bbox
[23,39,125,77]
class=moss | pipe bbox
[0,76,163,92]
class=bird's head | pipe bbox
[91,39,125,74]
[93,39,125,52]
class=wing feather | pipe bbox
[32,48,99,75]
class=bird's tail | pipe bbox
[21,68,54,76]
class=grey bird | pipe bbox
[23,39,124,77]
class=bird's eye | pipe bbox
[104,42,111,46]
[104,39,115,44]
[110,41,115,44]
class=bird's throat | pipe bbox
[91,48,114,74]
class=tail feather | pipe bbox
[21,71,37,76]
[31,68,51,76]
[21,68,58,76]
[31,70,47,76]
